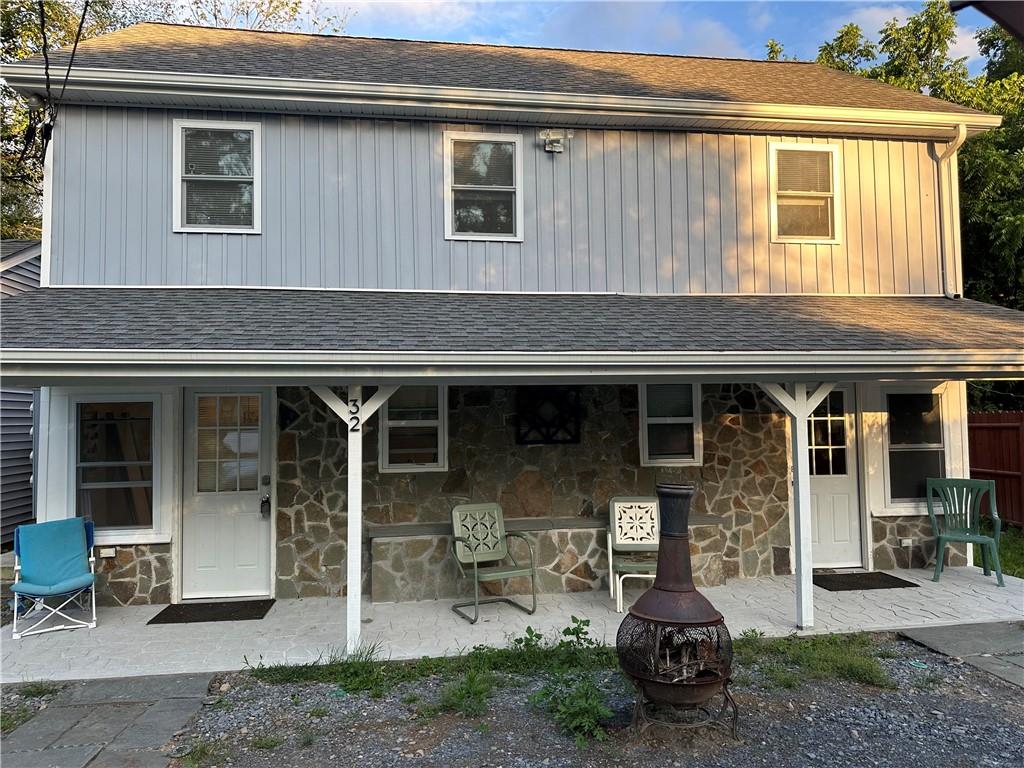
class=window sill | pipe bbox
[173,228,261,235]
[379,464,449,474]
[871,505,932,518]
[640,458,702,468]
[444,234,523,243]
[770,237,842,246]
[94,531,172,547]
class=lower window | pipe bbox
[886,392,946,502]
[639,384,702,466]
[379,386,448,472]
[76,401,154,528]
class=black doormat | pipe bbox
[813,572,919,592]
[147,599,275,624]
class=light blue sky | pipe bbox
[337,1,992,72]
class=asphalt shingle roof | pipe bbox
[27,22,982,116]
[1,289,1020,353]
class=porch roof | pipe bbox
[1,288,1021,384]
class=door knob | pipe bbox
[260,493,272,518]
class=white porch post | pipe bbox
[311,384,398,654]
[758,381,834,630]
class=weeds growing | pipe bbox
[733,630,895,689]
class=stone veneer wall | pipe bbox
[871,516,967,570]
[94,544,172,606]
[275,383,792,600]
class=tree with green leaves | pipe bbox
[816,23,876,73]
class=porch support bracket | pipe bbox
[310,384,399,653]
[757,381,835,630]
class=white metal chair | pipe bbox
[11,518,97,639]
[607,496,659,613]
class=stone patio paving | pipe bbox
[2,567,1020,683]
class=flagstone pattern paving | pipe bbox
[2,567,1019,684]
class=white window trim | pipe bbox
[379,385,449,473]
[68,392,167,546]
[769,141,842,245]
[880,382,951,512]
[172,118,262,235]
[443,130,524,242]
[639,384,703,467]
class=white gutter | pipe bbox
[931,123,969,299]
[1,64,1002,137]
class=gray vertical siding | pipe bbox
[50,106,945,294]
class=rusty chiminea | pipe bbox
[616,483,738,736]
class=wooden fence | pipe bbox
[968,411,1024,528]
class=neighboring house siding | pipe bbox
[50,105,945,295]
[1,251,40,545]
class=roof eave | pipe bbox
[2,64,1001,138]
[2,347,1021,387]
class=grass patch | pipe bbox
[308,705,328,718]
[437,669,497,717]
[17,681,61,699]
[246,617,616,697]
[251,734,284,750]
[183,740,229,767]
[298,729,317,748]
[531,673,613,747]
[975,519,1024,578]
[1,704,34,735]
[734,630,895,689]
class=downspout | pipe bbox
[931,123,968,299]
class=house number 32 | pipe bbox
[348,398,361,433]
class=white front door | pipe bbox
[182,390,273,599]
[809,387,863,568]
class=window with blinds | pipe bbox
[444,132,523,240]
[174,120,261,233]
[771,145,839,242]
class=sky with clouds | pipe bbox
[333,1,993,73]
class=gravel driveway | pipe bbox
[170,635,1023,768]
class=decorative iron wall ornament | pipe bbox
[514,386,584,445]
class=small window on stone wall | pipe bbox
[639,384,703,467]
[379,385,448,473]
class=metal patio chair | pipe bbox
[450,503,537,624]
[926,478,1004,587]
[607,496,660,613]
[12,517,97,639]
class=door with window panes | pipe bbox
[182,391,272,599]
[808,387,863,568]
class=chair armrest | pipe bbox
[451,535,479,579]
[505,531,535,571]
[606,532,613,573]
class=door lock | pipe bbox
[260,493,272,518]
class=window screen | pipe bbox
[447,136,519,237]
[77,402,153,528]
[886,393,945,501]
[180,126,255,229]
[774,148,836,240]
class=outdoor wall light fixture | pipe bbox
[538,128,574,153]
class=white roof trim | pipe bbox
[2,64,1000,138]
[0,243,42,273]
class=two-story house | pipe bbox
[2,23,1021,651]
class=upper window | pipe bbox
[885,392,946,502]
[76,401,154,529]
[173,119,261,233]
[639,384,703,467]
[443,131,523,241]
[770,143,840,243]
[380,386,448,472]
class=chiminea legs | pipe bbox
[628,679,739,740]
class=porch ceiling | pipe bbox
[1,288,1021,385]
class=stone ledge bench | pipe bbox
[366,515,725,603]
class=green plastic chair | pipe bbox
[450,503,537,624]
[926,478,1004,587]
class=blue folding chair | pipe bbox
[12,518,97,639]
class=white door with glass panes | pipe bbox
[808,387,863,568]
[182,391,273,599]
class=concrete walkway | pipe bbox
[2,673,210,768]
[902,621,1024,687]
[2,567,1020,683]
